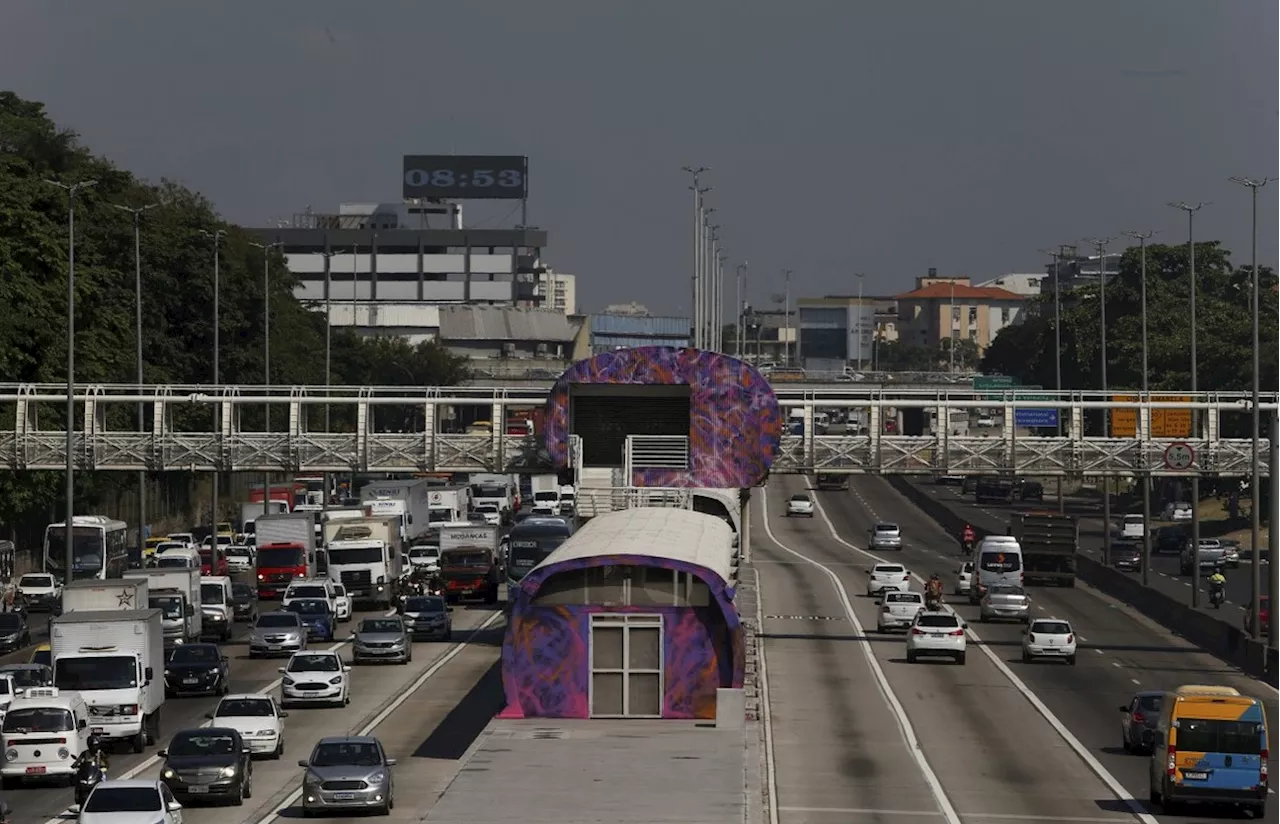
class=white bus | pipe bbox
[43,515,129,582]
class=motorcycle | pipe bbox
[74,754,105,806]
[961,539,975,557]
[925,587,944,611]
[1210,583,1225,609]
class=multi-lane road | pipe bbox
[755,474,1277,824]
[904,480,1271,624]
[4,602,503,824]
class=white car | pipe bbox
[208,693,287,758]
[955,562,974,596]
[786,494,815,518]
[166,532,197,548]
[877,591,924,632]
[530,505,557,517]
[15,573,60,610]
[76,779,183,824]
[906,610,968,664]
[474,503,502,526]
[866,563,911,596]
[1117,514,1146,541]
[330,584,353,622]
[280,651,350,708]
[225,545,254,572]
[976,415,997,428]
[407,546,441,573]
[1164,501,1193,521]
[282,579,338,614]
[1021,618,1077,665]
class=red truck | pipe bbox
[254,541,309,599]
[249,482,303,513]
[199,545,229,576]
[439,546,500,604]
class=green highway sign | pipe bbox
[984,384,1051,401]
[973,375,1014,391]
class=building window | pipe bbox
[1001,306,1010,325]
[968,307,978,324]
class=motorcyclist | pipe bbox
[427,572,445,596]
[926,574,944,606]
[1208,565,1227,603]
[961,524,976,554]
[75,734,109,774]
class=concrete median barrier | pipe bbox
[885,477,1276,686]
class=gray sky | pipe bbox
[3,1,1276,314]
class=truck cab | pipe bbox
[199,576,235,642]
[254,541,310,599]
[149,587,198,647]
[326,539,399,610]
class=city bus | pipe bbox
[505,517,574,600]
[43,516,129,582]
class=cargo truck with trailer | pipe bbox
[1008,511,1078,586]
[61,578,149,615]
[50,608,165,752]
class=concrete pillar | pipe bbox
[739,488,751,565]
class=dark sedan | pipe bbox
[160,727,253,805]
[0,612,31,652]
[231,583,258,622]
[164,643,231,698]
[1108,541,1142,571]
[1118,690,1163,754]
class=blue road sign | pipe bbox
[1014,408,1059,428]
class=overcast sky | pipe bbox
[3,1,1275,314]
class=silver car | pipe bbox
[299,735,395,816]
[248,612,307,658]
[401,595,452,641]
[869,523,902,551]
[351,617,412,665]
[979,584,1031,624]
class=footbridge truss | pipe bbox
[0,383,1272,477]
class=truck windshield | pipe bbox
[328,546,382,564]
[3,707,74,733]
[428,509,452,523]
[473,484,506,499]
[55,655,137,690]
[150,596,184,619]
[256,547,305,568]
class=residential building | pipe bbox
[975,273,1044,297]
[895,278,1026,352]
[535,268,577,314]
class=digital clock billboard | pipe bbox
[402,155,528,200]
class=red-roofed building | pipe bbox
[895,276,1027,353]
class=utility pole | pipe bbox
[1084,237,1116,563]
[782,269,793,367]
[249,240,283,520]
[1168,201,1207,606]
[1122,230,1159,586]
[948,279,956,374]
[714,249,727,351]
[705,214,718,349]
[681,166,710,347]
[44,177,98,581]
[1228,176,1274,643]
[199,227,227,545]
[854,273,866,371]
[111,201,157,567]
[736,262,748,357]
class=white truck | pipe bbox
[439,523,501,556]
[61,578,149,614]
[469,474,516,523]
[531,475,561,508]
[129,568,202,645]
[241,500,288,533]
[50,608,164,753]
[325,516,404,609]
[359,479,435,543]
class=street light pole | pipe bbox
[735,263,747,357]
[705,213,718,349]
[1122,230,1159,586]
[249,240,283,520]
[1083,236,1117,563]
[782,269,793,367]
[1228,175,1275,643]
[199,228,227,544]
[44,178,98,581]
[948,279,956,374]
[715,249,727,352]
[1168,201,1207,606]
[854,273,866,372]
[111,202,157,567]
[681,166,710,347]
[317,249,338,432]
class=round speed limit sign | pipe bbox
[1163,442,1195,470]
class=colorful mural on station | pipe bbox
[499,554,745,720]
[542,346,781,487]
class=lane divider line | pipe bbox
[803,484,1160,824]
[41,607,500,824]
[753,562,781,824]
[249,608,504,824]
[759,486,964,824]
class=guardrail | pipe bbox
[573,486,694,519]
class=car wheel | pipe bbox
[132,731,146,754]
[244,776,252,799]
[233,778,245,806]
[273,739,284,759]
[1067,655,1076,666]
[1022,652,1031,663]
[906,651,917,664]
[955,653,966,665]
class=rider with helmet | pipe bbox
[961,524,977,555]
[926,573,944,606]
[1208,563,1227,602]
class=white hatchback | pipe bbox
[786,494,815,517]
[954,562,974,596]
[866,563,911,597]
[1021,618,1077,665]
[877,591,924,632]
[280,651,350,708]
[906,610,968,664]
[208,693,287,757]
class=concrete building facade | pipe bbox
[895,278,1026,352]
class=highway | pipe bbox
[755,474,1277,824]
[903,480,1271,627]
[6,602,502,824]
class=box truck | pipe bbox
[61,578,149,614]
[360,479,435,542]
[255,512,316,598]
[326,517,403,609]
[50,609,164,752]
[129,568,202,645]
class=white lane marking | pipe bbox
[1112,661,1122,668]
[1131,679,1141,685]
[44,608,499,824]
[778,808,940,817]
[755,564,781,824]
[1094,648,1105,655]
[250,609,504,824]
[778,808,1133,823]
[759,486,964,824]
[806,486,1160,824]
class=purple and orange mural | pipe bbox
[499,554,745,720]
[542,346,781,488]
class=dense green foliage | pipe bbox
[0,91,469,535]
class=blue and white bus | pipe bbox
[505,517,574,600]
[43,515,129,582]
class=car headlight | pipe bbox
[220,766,237,778]
[256,729,277,736]
[368,771,386,784]
[4,749,16,762]
[328,676,343,685]
[283,677,295,686]
[57,747,69,759]
[207,667,221,674]
[162,768,175,779]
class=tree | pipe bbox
[0,91,470,542]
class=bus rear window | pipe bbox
[979,553,1021,572]
[1175,718,1263,755]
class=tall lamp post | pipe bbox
[317,249,339,432]
[1121,229,1159,585]
[199,228,227,544]
[735,262,748,357]
[705,214,718,349]
[1228,175,1275,644]
[681,166,710,347]
[249,240,283,519]
[1168,201,1207,606]
[854,273,866,372]
[1083,236,1116,563]
[44,178,98,580]
[111,202,158,566]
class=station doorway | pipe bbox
[589,614,664,718]
[569,384,691,467]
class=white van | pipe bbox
[0,687,91,784]
[154,548,200,569]
[970,540,1024,603]
[200,576,235,642]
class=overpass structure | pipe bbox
[0,382,1272,477]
